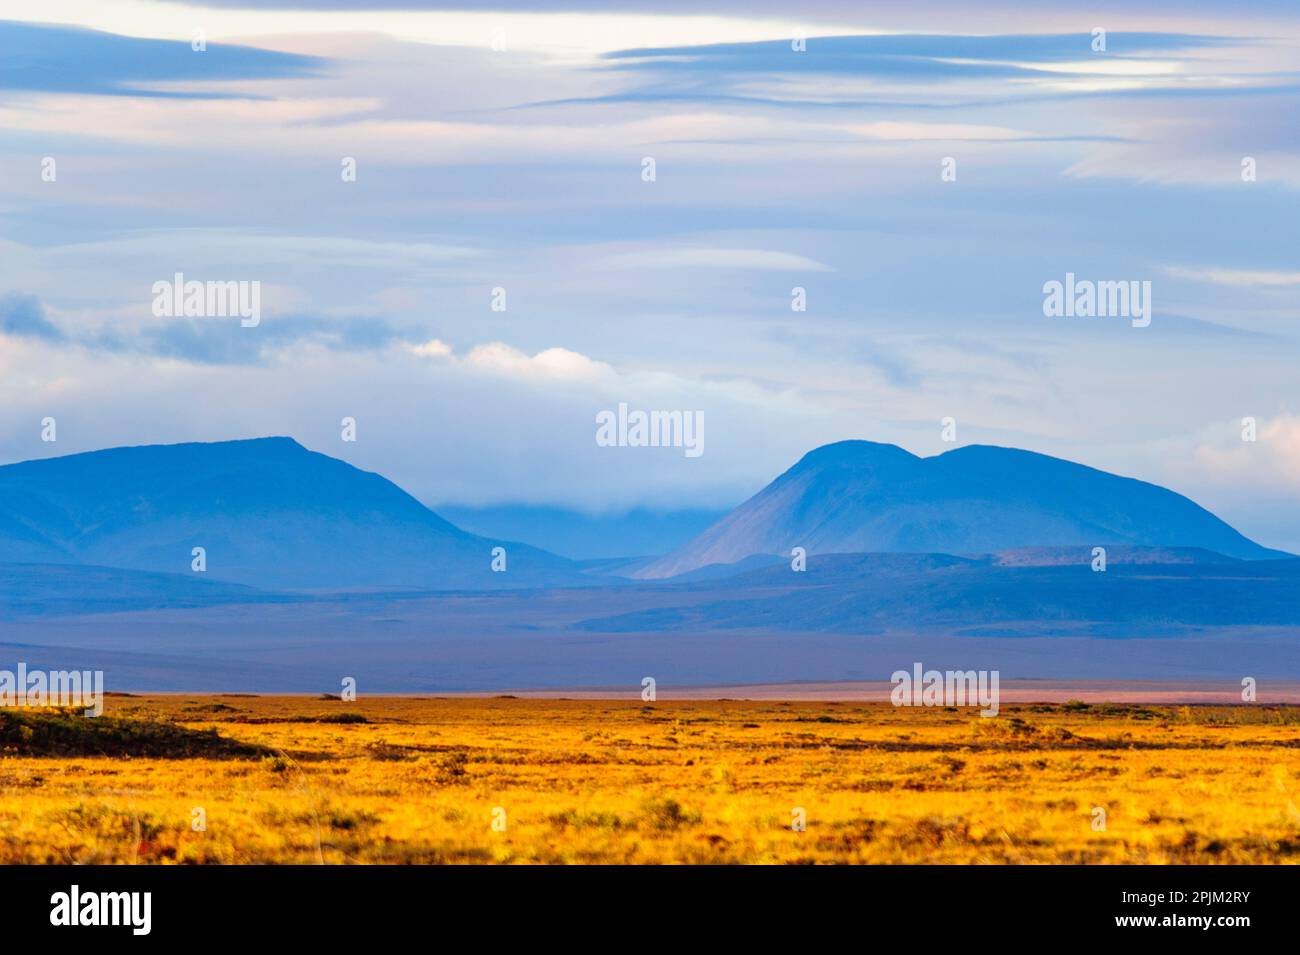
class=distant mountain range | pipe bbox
[1,436,1296,689]
[0,436,1289,599]
[636,440,1289,578]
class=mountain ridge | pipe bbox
[0,437,582,589]
[635,439,1287,578]
[0,436,1287,590]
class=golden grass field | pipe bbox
[2,694,1299,864]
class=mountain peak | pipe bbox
[4,435,309,471]
[792,440,919,469]
[636,439,1286,578]
[0,437,577,589]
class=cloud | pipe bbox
[0,292,414,365]
[1193,415,1300,491]
[406,338,453,359]
[0,21,326,98]
[0,294,66,342]
[135,314,409,364]
[514,29,1294,117]
[1162,266,1300,288]
[593,248,832,271]
[604,33,1242,78]
[848,121,1029,142]
[1061,94,1300,188]
[407,339,617,384]
[47,233,482,272]
[466,343,616,382]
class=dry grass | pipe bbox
[1,695,1298,864]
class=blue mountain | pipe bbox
[0,437,581,589]
[637,440,1289,578]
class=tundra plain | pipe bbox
[2,695,1298,864]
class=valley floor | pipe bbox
[2,695,1299,864]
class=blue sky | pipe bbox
[1,1,1298,550]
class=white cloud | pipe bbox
[405,338,453,359]
[1162,266,1300,288]
[1193,415,1300,490]
[405,338,615,384]
[463,342,616,383]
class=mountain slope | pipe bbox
[0,437,580,589]
[636,441,1287,578]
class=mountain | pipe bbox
[0,437,582,589]
[636,441,1289,578]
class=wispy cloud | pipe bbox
[0,20,327,98]
[593,248,832,271]
[1163,265,1300,287]
[604,33,1244,75]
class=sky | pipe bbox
[0,1,1298,550]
